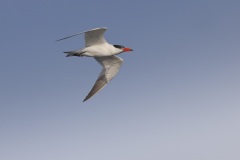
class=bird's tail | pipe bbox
[64,51,79,57]
[64,50,85,57]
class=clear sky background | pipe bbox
[1,0,240,160]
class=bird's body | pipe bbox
[66,43,123,57]
[56,27,133,102]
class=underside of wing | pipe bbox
[83,55,123,102]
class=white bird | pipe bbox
[56,27,133,102]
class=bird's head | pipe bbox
[113,45,133,53]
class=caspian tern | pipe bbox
[56,27,133,102]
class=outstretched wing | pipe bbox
[83,55,123,102]
[84,28,107,47]
[55,27,108,47]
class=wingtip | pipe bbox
[83,93,92,102]
[83,98,87,102]
[55,37,68,42]
[55,27,108,42]
[82,97,88,102]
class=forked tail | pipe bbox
[64,51,82,57]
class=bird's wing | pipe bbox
[55,27,108,47]
[83,55,123,102]
[84,28,108,47]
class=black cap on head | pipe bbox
[113,45,125,49]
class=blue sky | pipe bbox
[1,0,240,160]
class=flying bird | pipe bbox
[56,27,133,102]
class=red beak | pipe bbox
[123,47,133,52]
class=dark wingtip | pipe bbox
[55,37,68,42]
[82,75,107,102]
[55,38,66,42]
[82,97,88,102]
[82,92,93,102]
